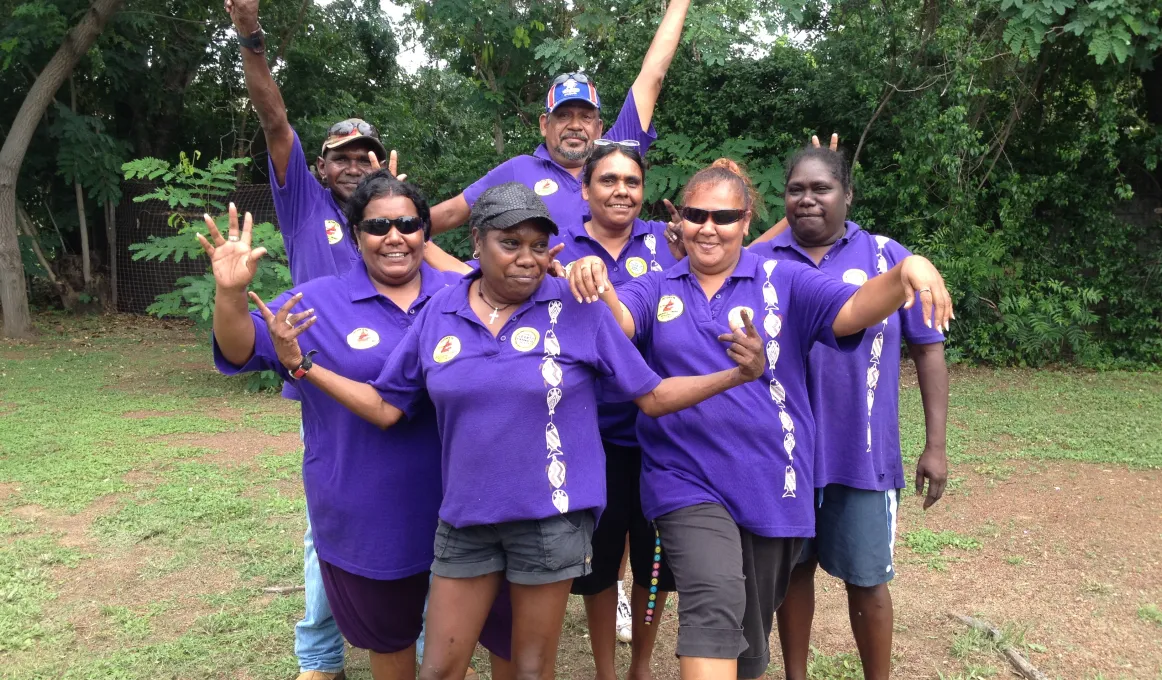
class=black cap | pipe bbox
[469,182,559,235]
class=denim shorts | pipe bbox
[432,511,595,586]
[798,485,899,587]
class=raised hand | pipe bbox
[810,133,840,151]
[196,203,267,292]
[567,256,610,303]
[368,150,407,182]
[662,198,685,259]
[224,0,258,32]
[717,309,766,381]
[899,255,954,332]
[249,291,317,372]
[545,244,567,277]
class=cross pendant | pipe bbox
[488,308,500,324]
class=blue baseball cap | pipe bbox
[545,73,601,113]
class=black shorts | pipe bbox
[655,503,805,680]
[571,441,676,596]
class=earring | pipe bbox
[472,248,480,259]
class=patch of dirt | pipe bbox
[11,495,240,651]
[160,430,302,467]
[804,461,1162,679]
[0,482,21,503]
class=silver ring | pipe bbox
[285,318,294,327]
[228,235,240,242]
[918,287,931,294]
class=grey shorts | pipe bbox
[799,485,899,587]
[432,512,595,586]
[655,503,805,680]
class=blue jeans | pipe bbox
[295,512,345,672]
[296,423,345,673]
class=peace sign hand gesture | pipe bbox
[196,203,267,293]
[717,309,766,381]
[662,199,685,260]
[367,150,407,181]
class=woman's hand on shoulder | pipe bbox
[900,255,953,332]
[196,203,267,292]
[567,255,611,304]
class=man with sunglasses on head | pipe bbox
[225,0,398,678]
[427,0,692,237]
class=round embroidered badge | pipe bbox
[534,179,559,196]
[433,336,461,363]
[626,257,648,278]
[657,295,684,322]
[842,268,869,286]
[346,328,379,349]
[511,327,541,352]
[325,219,344,245]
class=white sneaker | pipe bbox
[615,582,633,643]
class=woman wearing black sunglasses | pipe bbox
[566,158,953,680]
[201,171,514,680]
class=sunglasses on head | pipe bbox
[551,72,590,86]
[678,207,747,226]
[328,120,378,138]
[592,139,641,150]
[358,216,426,236]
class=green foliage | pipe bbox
[50,103,130,206]
[904,528,983,555]
[1138,603,1162,625]
[123,153,289,391]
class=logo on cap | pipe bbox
[626,257,648,278]
[535,179,558,196]
[325,220,343,245]
[728,306,755,332]
[843,268,869,286]
[657,295,684,322]
[562,79,580,96]
[511,327,541,352]
[433,336,461,363]
[347,327,379,349]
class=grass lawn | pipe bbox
[1,313,1160,679]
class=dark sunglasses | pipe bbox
[551,72,590,86]
[358,216,426,236]
[328,120,378,138]
[678,207,748,225]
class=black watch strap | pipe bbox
[291,349,318,380]
[238,26,266,54]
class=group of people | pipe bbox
[213,1,952,679]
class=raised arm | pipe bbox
[631,0,691,130]
[430,194,472,235]
[423,239,475,275]
[832,255,953,337]
[909,341,949,509]
[197,204,268,366]
[635,310,765,417]
[247,292,405,430]
[225,0,294,184]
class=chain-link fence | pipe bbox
[114,182,279,314]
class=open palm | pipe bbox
[196,203,267,292]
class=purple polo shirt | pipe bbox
[619,248,862,538]
[462,91,658,236]
[212,261,461,579]
[373,273,662,528]
[556,218,677,446]
[760,222,945,491]
[269,130,361,285]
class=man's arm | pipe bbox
[909,341,949,509]
[430,194,472,236]
[226,0,294,184]
[631,0,691,130]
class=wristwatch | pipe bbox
[291,350,318,380]
[238,26,266,54]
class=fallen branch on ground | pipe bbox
[262,585,305,594]
[948,613,1048,680]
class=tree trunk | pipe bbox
[70,77,92,285]
[493,111,505,155]
[0,0,124,338]
[105,201,117,310]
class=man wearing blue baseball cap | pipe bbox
[428,0,691,236]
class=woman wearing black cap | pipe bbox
[252,181,770,680]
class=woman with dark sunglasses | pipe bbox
[566,159,953,680]
[201,171,513,680]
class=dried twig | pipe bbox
[263,585,305,594]
[948,613,1048,680]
